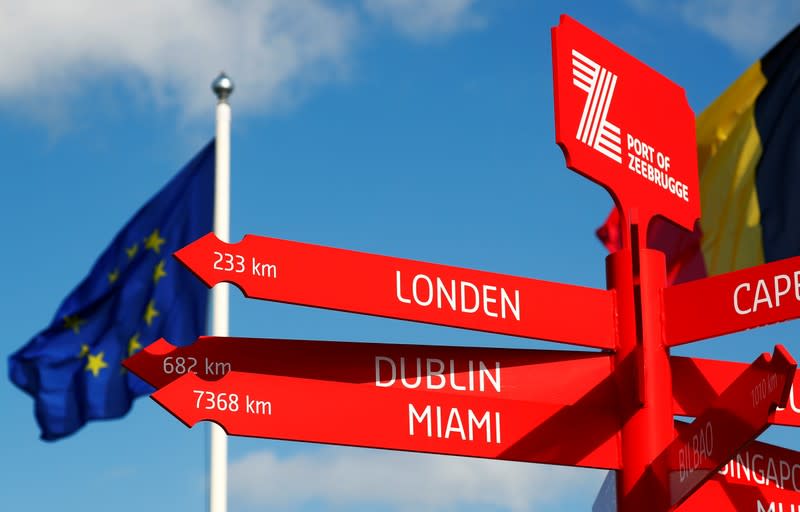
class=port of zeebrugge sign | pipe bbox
[552,14,699,232]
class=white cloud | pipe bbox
[229,447,603,511]
[0,0,483,124]
[0,1,357,121]
[678,0,798,57]
[627,0,799,58]
[363,0,484,40]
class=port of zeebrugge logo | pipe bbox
[571,49,622,164]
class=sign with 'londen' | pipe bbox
[175,232,616,349]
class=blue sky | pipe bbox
[3,1,800,511]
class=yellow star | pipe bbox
[143,299,160,326]
[128,332,142,356]
[152,260,167,284]
[63,315,86,334]
[77,344,90,358]
[144,229,166,254]
[85,351,108,377]
[108,268,120,284]
[126,243,139,259]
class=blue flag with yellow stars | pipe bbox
[9,140,214,440]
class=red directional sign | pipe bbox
[671,355,800,427]
[664,255,800,346]
[678,440,800,512]
[552,15,699,233]
[125,337,619,407]
[665,345,796,508]
[134,337,623,469]
[174,233,617,349]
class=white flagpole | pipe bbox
[210,71,233,512]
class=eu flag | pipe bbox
[9,140,214,440]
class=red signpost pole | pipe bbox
[608,231,673,512]
[552,16,699,507]
[638,246,675,511]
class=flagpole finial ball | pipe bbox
[211,72,234,101]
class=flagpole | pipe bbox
[210,71,233,512]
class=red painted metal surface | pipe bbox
[125,337,619,409]
[664,346,796,508]
[672,355,800,428]
[143,338,623,468]
[678,439,800,511]
[174,232,617,349]
[607,248,674,511]
[552,14,699,236]
[663,255,800,346]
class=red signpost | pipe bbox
[174,232,616,349]
[664,346,795,508]
[134,337,623,468]
[122,14,800,512]
[552,13,702,510]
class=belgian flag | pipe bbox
[597,24,800,284]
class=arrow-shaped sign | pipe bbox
[174,233,617,349]
[671,355,800,428]
[125,337,619,408]
[677,439,800,512]
[664,256,800,346]
[665,345,796,508]
[136,338,623,469]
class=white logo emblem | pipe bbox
[571,49,622,163]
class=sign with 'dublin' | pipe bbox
[128,337,623,468]
[551,15,699,232]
